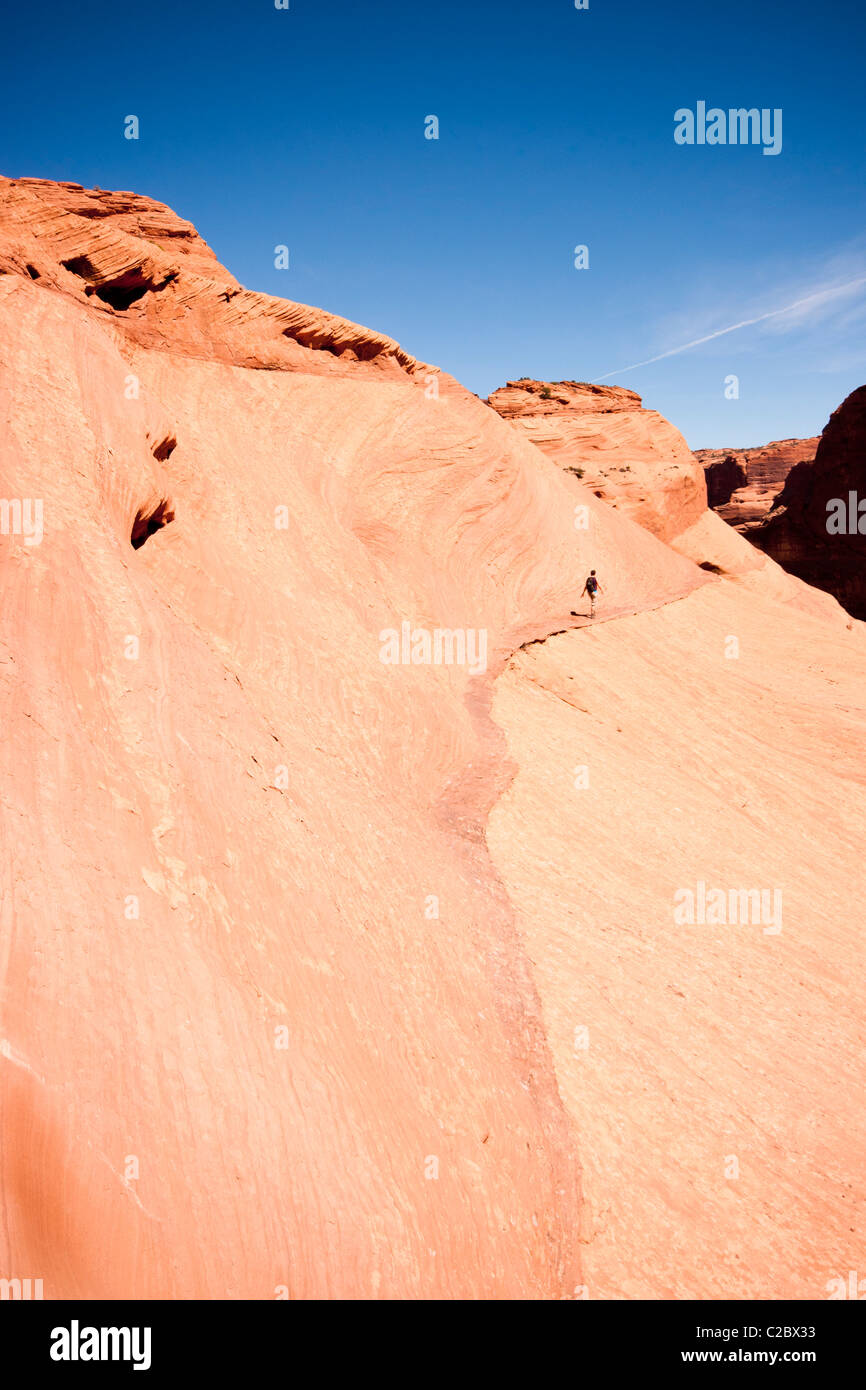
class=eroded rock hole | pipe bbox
[131,498,175,550]
[25,264,41,280]
[281,327,380,362]
[151,435,177,462]
[61,257,177,311]
[62,254,99,279]
[95,276,153,310]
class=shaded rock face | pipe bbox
[748,388,866,618]
[488,379,707,542]
[696,438,820,529]
[702,452,748,509]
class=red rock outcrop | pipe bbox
[747,388,866,618]
[0,176,423,375]
[696,437,820,529]
[1,178,864,1301]
[487,378,708,542]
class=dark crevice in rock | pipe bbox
[704,454,748,508]
[61,257,178,311]
[61,253,100,279]
[94,277,152,310]
[151,435,177,462]
[280,326,382,362]
[131,498,175,550]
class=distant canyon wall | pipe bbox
[695,437,820,530]
[747,388,866,619]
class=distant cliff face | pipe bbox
[701,452,748,510]
[487,379,707,542]
[695,438,820,529]
[748,389,866,618]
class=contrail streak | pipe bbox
[594,274,866,381]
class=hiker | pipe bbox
[583,569,602,617]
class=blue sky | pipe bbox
[2,0,864,447]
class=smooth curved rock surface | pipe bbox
[488,578,866,1298]
[0,177,708,1300]
[1,178,864,1302]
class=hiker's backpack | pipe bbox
[586,575,598,594]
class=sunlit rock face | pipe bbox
[488,378,707,542]
[696,437,820,529]
[1,177,864,1301]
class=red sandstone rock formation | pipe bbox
[1,178,864,1300]
[696,437,820,529]
[0,177,708,1300]
[748,388,866,619]
[0,176,421,374]
[488,378,707,542]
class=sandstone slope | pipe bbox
[1,178,863,1301]
[486,377,849,625]
[489,579,866,1297]
[483,383,866,1297]
[0,177,706,1300]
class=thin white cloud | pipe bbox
[594,273,866,381]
